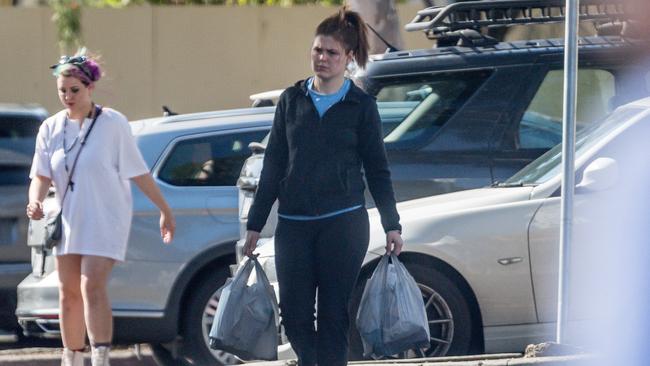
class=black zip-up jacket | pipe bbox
[247,79,401,233]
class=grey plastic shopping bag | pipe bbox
[356,253,430,358]
[209,256,279,360]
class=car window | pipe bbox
[0,115,41,186]
[374,71,491,145]
[517,69,616,149]
[0,115,41,138]
[158,130,268,187]
[505,106,645,185]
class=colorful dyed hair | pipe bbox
[315,6,370,69]
[51,53,102,86]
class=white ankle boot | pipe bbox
[61,348,85,366]
[91,346,110,366]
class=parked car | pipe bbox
[0,103,47,340]
[16,107,273,364]
[249,95,650,359]
[236,0,650,261]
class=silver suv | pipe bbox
[16,107,272,365]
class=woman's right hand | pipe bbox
[243,230,261,258]
[26,201,44,220]
[159,209,176,244]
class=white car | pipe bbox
[250,96,650,360]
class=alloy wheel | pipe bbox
[201,291,239,365]
[417,282,454,357]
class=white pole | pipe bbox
[557,0,580,344]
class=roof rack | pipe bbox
[405,0,629,40]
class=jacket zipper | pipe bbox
[302,89,356,215]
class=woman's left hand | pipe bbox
[160,209,176,244]
[385,230,404,255]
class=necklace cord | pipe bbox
[60,105,102,203]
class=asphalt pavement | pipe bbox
[0,349,595,366]
[0,341,594,366]
[0,345,157,366]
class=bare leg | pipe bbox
[56,255,86,351]
[80,255,115,345]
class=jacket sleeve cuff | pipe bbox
[383,223,402,234]
[246,217,265,233]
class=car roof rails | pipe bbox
[405,0,630,45]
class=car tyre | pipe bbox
[349,261,474,359]
[149,267,239,366]
[178,266,240,366]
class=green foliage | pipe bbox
[145,0,344,5]
[49,0,82,54]
[49,0,141,54]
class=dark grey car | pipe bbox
[240,0,650,229]
[238,44,650,260]
[0,104,47,340]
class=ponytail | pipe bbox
[315,6,370,69]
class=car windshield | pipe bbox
[0,115,41,186]
[503,106,646,186]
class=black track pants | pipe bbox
[274,207,370,366]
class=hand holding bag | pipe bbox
[209,256,279,361]
[27,106,102,249]
[356,253,430,358]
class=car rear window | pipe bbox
[516,68,616,150]
[374,70,491,145]
[158,129,269,187]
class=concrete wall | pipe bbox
[0,5,432,120]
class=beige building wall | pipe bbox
[0,4,432,120]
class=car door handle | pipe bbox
[498,257,523,265]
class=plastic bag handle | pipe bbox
[231,257,256,287]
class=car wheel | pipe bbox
[349,261,475,359]
[179,267,240,366]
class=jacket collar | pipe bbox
[295,78,363,103]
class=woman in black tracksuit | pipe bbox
[243,7,403,366]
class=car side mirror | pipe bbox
[576,157,618,193]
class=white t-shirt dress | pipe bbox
[30,108,149,261]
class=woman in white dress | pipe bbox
[25,53,176,366]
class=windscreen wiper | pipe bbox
[492,181,525,188]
